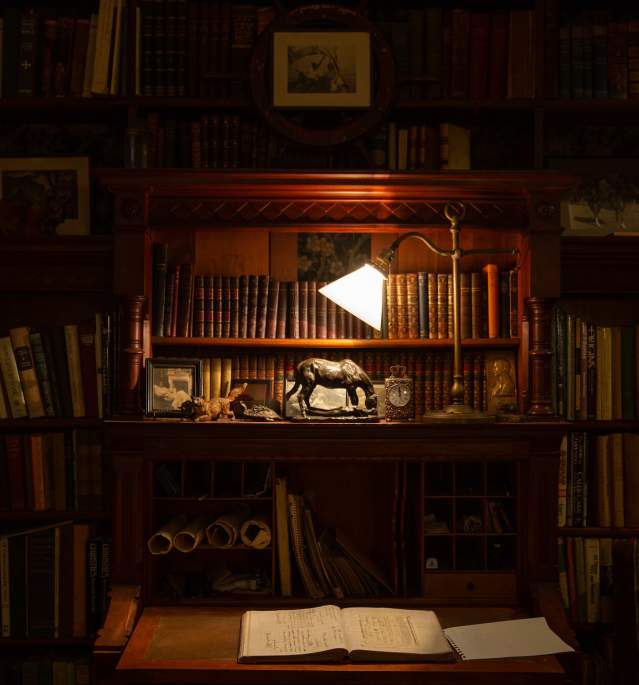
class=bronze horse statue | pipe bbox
[286,357,377,418]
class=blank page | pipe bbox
[443,617,575,661]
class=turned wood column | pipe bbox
[526,297,554,416]
[119,295,146,415]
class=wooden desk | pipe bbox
[117,606,566,684]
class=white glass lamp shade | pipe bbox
[318,264,386,331]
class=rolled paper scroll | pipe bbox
[206,506,250,548]
[240,513,272,549]
[147,514,189,555]
[173,515,210,553]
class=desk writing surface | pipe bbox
[117,606,565,684]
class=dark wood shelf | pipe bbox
[0,96,252,110]
[557,420,639,431]
[0,510,108,522]
[0,418,103,431]
[153,497,271,502]
[0,637,94,648]
[559,527,639,537]
[396,98,534,111]
[152,337,520,349]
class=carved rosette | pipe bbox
[119,295,146,415]
[526,297,554,416]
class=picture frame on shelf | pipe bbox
[484,350,518,415]
[0,156,90,236]
[231,378,273,405]
[273,31,371,108]
[146,358,203,418]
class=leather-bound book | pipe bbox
[509,269,519,338]
[186,1,198,95]
[286,281,299,339]
[414,354,425,419]
[608,22,628,99]
[463,353,473,407]
[274,354,285,412]
[153,0,166,95]
[433,353,443,410]
[427,273,437,339]
[437,274,448,339]
[298,282,309,338]
[64,325,85,417]
[40,331,63,417]
[29,332,56,418]
[488,12,508,99]
[337,306,346,339]
[142,0,155,95]
[176,264,194,337]
[417,272,428,338]
[221,115,231,168]
[5,435,26,510]
[231,4,256,97]
[406,273,419,339]
[9,327,45,419]
[164,0,177,97]
[469,12,490,99]
[238,275,249,338]
[247,275,258,338]
[316,284,328,339]
[499,271,509,338]
[307,282,317,338]
[473,353,483,410]
[175,0,186,95]
[586,323,597,420]
[248,354,258,380]
[276,282,288,339]
[194,275,205,337]
[49,328,73,417]
[229,276,239,338]
[266,278,280,339]
[450,9,470,98]
[209,115,220,169]
[327,293,337,340]
[152,243,168,336]
[346,313,354,340]
[386,274,397,339]
[17,9,39,96]
[442,353,452,407]
[353,316,362,340]
[230,116,241,168]
[200,116,209,168]
[447,274,454,339]
[219,1,232,97]
[207,1,219,97]
[460,272,471,338]
[482,264,500,338]
[41,18,58,96]
[213,275,223,338]
[78,322,99,418]
[255,275,269,339]
[27,529,55,638]
[197,1,209,97]
[70,18,90,96]
[204,276,214,337]
[190,121,201,168]
[163,269,176,336]
[396,274,408,339]
[222,276,231,338]
[507,10,534,99]
[470,272,482,339]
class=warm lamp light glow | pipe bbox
[319,264,386,331]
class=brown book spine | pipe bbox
[221,115,231,168]
[298,282,308,339]
[209,115,220,168]
[414,354,425,418]
[143,0,156,95]
[176,0,187,95]
[77,323,99,418]
[256,275,269,339]
[433,353,443,410]
[207,1,219,97]
[200,115,209,168]
[450,9,470,98]
[257,355,266,380]
[266,278,280,339]
[5,434,27,510]
[346,313,354,340]
[406,273,419,339]
[507,10,534,99]
[608,22,628,99]
[204,276,214,337]
[229,276,239,337]
[463,352,473,407]
[163,269,176,336]
[247,354,258,380]
[447,273,454,339]
[307,282,317,338]
[230,4,256,96]
[41,18,58,97]
[238,275,249,338]
[276,283,288,339]
[190,122,201,168]
[387,274,397,339]
[337,306,346,339]
[170,265,180,335]
[274,353,285,412]
[214,275,223,338]
[70,18,90,96]
[473,353,483,410]
[239,353,249,379]
[353,316,363,340]
[327,292,337,339]
[469,12,490,99]
[408,125,418,170]
[165,0,177,96]
[489,12,509,99]
[247,275,258,338]
[230,116,240,168]
[442,353,452,407]
[509,269,519,338]
[196,1,208,97]
[316,284,327,339]
[427,273,437,339]
[482,264,500,338]
[288,281,299,339]
[471,272,482,339]
[153,0,166,95]
[396,274,408,339]
[437,274,448,339]
[194,275,205,337]
[460,272,471,338]
[219,1,232,97]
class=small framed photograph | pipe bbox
[0,156,90,236]
[273,31,371,108]
[146,358,203,417]
[231,378,273,405]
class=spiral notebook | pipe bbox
[443,617,575,661]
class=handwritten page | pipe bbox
[239,605,346,659]
[443,617,575,660]
[341,607,453,657]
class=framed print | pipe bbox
[146,358,203,417]
[0,156,90,236]
[273,31,371,108]
[231,378,273,405]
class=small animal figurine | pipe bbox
[180,383,247,422]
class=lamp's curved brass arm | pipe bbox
[378,231,452,266]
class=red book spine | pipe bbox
[424,353,434,413]
[288,282,299,339]
[406,273,419,339]
[256,275,269,339]
[5,435,26,510]
[396,274,408,339]
[482,264,500,338]
[266,278,280,339]
[307,282,317,338]
[247,275,258,338]
[204,276,214,337]
[248,354,258,380]
[222,276,231,337]
[276,283,288,339]
[327,295,337,339]
[78,322,99,418]
[471,272,482,339]
[509,269,519,338]
[427,273,437,339]
[238,275,249,338]
[214,275,223,338]
[239,353,249,379]
[469,12,490,99]
[195,275,205,337]
[447,274,454,339]
[298,282,308,338]
[230,276,239,338]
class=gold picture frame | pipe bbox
[273,31,371,108]
[0,156,90,236]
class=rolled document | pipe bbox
[173,515,210,552]
[206,507,250,548]
[147,514,189,555]
[240,514,272,549]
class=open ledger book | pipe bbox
[238,605,455,663]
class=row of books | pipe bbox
[388,8,535,101]
[6,659,89,685]
[558,433,639,529]
[555,13,639,100]
[0,3,130,98]
[552,310,638,420]
[558,536,613,625]
[0,315,117,420]
[190,350,491,417]
[0,430,103,514]
[0,523,110,639]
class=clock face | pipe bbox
[388,383,411,407]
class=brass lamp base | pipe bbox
[422,403,497,424]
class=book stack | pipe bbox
[0,430,103,514]
[552,309,638,420]
[0,316,117,420]
[558,433,639,528]
[0,522,111,638]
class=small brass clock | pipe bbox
[384,365,414,421]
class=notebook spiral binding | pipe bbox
[444,635,466,660]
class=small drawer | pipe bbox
[423,572,517,603]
